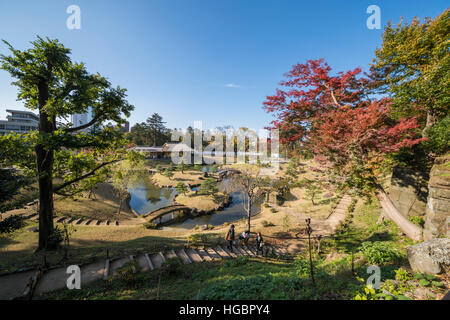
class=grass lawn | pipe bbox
[175,192,227,211]
[39,199,448,300]
[152,170,207,187]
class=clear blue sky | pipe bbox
[0,1,447,131]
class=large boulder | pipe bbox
[407,238,450,274]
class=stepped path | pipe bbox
[0,244,289,300]
[0,195,354,300]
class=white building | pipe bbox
[0,109,39,135]
[71,107,93,133]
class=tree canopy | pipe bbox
[0,36,134,249]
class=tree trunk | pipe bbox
[117,193,122,215]
[36,81,55,250]
[376,187,422,241]
[422,110,437,137]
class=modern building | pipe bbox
[0,109,39,135]
[71,107,93,133]
[133,143,194,159]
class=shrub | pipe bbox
[144,221,158,229]
[223,256,249,268]
[262,220,275,227]
[408,216,425,228]
[116,260,141,286]
[270,208,277,213]
[359,241,403,265]
[0,215,25,234]
[47,226,65,249]
[162,257,184,276]
[294,255,312,277]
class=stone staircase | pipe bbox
[0,244,289,300]
[26,214,120,227]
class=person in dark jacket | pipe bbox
[256,232,264,255]
[225,224,235,251]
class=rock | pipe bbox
[27,227,38,232]
[199,224,208,231]
[407,238,450,274]
[413,287,436,300]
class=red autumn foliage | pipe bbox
[312,99,426,165]
[264,59,426,191]
[263,58,368,143]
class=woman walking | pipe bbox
[256,232,264,255]
[225,224,235,252]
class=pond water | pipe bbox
[127,173,262,228]
[127,176,177,215]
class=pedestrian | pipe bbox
[238,230,250,247]
[225,224,235,252]
[256,232,264,255]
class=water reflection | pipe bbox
[128,176,177,215]
[127,175,263,229]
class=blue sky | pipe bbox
[0,0,447,131]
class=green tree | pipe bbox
[146,113,167,146]
[370,10,449,143]
[0,37,133,249]
[302,178,322,205]
[163,168,174,180]
[197,178,218,196]
[110,154,145,215]
[175,182,188,195]
[177,160,186,173]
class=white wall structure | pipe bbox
[71,107,93,133]
[0,109,39,135]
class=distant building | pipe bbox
[71,108,92,133]
[133,142,194,159]
[0,109,39,135]
[121,121,130,133]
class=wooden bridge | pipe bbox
[142,204,191,226]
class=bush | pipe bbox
[270,208,277,213]
[262,220,275,227]
[162,257,184,276]
[359,241,403,265]
[408,216,425,228]
[144,221,158,229]
[47,226,65,249]
[223,256,249,268]
[116,260,141,286]
[294,256,312,277]
[0,215,25,234]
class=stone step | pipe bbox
[247,246,258,255]
[241,246,255,256]
[235,247,248,256]
[196,248,213,262]
[110,257,131,276]
[176,249,192,264]
[72,218,83,225]
[205,248,222,260]
[144,253,154,271]
[214,246,231,259]
[149,252,165,269]
[55,216,67,223]
[164,249,178,261]
[81,260,106,285]
[186,248,203,263]
[221,246,237,258]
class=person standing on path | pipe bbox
[256,232,264,255]
[225,224,235,252]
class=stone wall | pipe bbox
[424,154,450,240]
[388,166,429,218]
